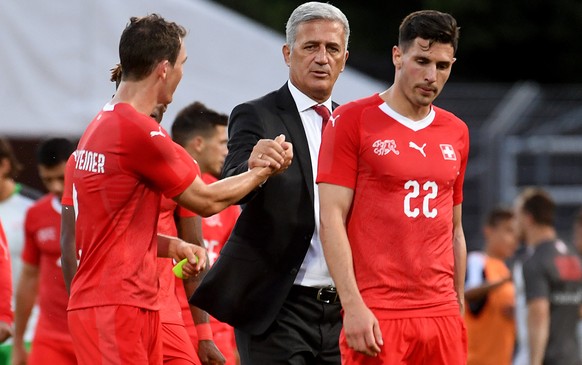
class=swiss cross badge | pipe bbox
[439,144,457,161]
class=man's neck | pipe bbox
[525,225,557,247]
[484,246,505,261]
[0,178,16,202]
[379,87,431,121]
[112,80,158,117]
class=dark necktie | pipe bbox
[312,104,331,136]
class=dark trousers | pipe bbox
[236,285,342,365]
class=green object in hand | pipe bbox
[172,257,198,279]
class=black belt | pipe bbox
[291,285,340,304]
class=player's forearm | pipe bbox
[319,184,362,308]
[61,254,77,295]
[176,169,269,217]
[157,235,206,274]
[320,217,362,309]
[452,205,467,307]
[157,234,183,258]
[453,234,467,305]
[60,205,78,294]
[182,268,210,325]
[528,299,550,365]
[0,261,12,325]
[13,271,38,344]
[465,278,510,301]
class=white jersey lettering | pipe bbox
[75,149,105,173]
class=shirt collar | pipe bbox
[51,194,62,215]
[287,80,333,113]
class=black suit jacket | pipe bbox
[191,84,336,335]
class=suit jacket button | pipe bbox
[290,268,298,275]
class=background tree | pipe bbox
[212,0,582,83]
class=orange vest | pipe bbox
[465,256,516,365]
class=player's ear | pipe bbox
[392,46,402,69]
[157,60,169,80]
[192,136,205,153]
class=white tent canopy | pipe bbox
[0,0,385,137]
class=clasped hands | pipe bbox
[248,134,293,176]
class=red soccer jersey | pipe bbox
[0,220,11,325]
[157,170,198,325]
[179,173,240,345]
[67,103,197,311]
[200,174,240,265]
[317,94,469,318]
[22,194,73,341]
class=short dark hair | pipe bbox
[399,10,460,54]
[110,63,122,88]
[0,138,22,179]
[171,102,228,147]
[37,138,74,168]
[485,207,514,228]
[519,188,556,226]
[119,14,187,81]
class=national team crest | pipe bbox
[373,139,400,156]
[439,144,457,161]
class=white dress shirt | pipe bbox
[287,80,334,288]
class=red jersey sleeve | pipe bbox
[61,155,76,206]
[317,102,361,189]
[121,115,196,199]
[0,220,13,324]
[177,161,201,218]
[21,207,41,266]
[452,122,470,206]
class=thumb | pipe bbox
[374,320,383,346]
[182,246,199,265]
[274,134,286,143]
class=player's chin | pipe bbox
[415,93,437,107]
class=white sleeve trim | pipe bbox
[465,251,486,290]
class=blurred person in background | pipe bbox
[172,101,240,364]
[0,219,13,345]
[572,208,582,360]
[516,188,582,365]
[0,138,42,362]
[12,138,76,365]
[464,207,517,365]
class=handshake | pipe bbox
[249,134,294,178]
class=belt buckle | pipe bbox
[316,286,338,304]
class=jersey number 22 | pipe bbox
[404,180,438,218]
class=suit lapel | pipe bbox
[275,85,314,204]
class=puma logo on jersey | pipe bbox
[409,142,427,157]
[329,114,340,127]
[373,139,400,156]
[150,126,166,138]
